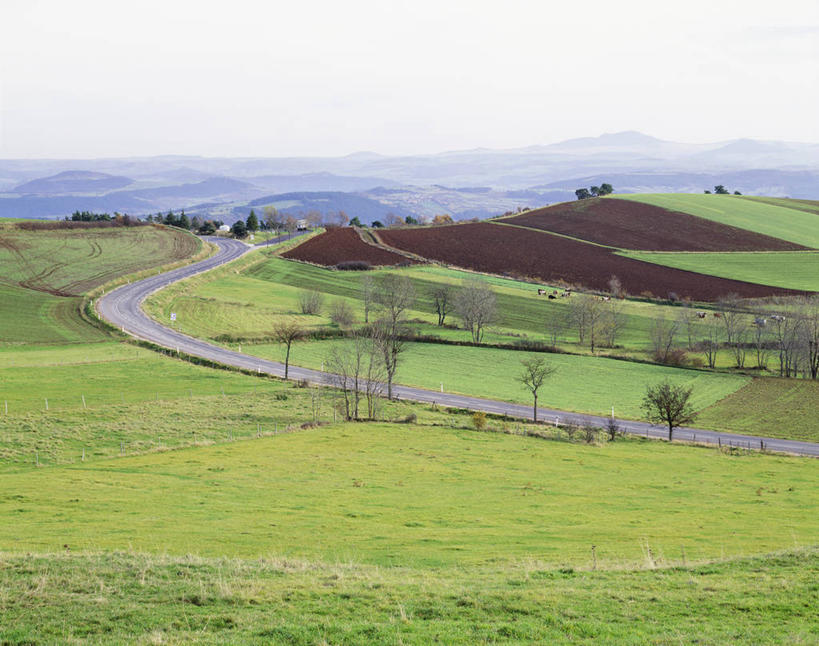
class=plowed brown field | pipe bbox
[505,198,807,251]
[378,222,806,301]
[283,228,414,267]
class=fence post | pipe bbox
[82,394,86,409]
[82,448,85,462]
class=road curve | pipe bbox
[97,237,819,458]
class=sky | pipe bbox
[1,0,817,158]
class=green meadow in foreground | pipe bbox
[618,193,819,248]
[621,250,819,291]
[2,424,816,565]
[1,548,816,645]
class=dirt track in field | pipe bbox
[378,222,808,301]
[505,198,808,251]
[282,227,416,267]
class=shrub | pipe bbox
[653,348,688,367]
[299,290,324,315]
[275,393,289,401]
[605,417,622,441]
[397,413,417,424]
[563,423,579,440]
[472,411,487,431]
[583,422,598,443]
[336,260,372,271]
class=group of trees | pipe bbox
[704,185,742,195]
[575,183,613,200]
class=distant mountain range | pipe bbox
[1,132,817,223]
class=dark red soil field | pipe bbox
[283,227,415,267]
[378,222,807,301]
[505,198,807,251]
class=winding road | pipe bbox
[97,236,819,457]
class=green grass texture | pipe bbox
[249,338,748,419]
[618,194,819,248]
[1,548,816,644]
[620,250,819,291]
[1,424,816,566]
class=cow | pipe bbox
[696,311,707,319]
[548,294,556,300]
[713,312,722,318]
[537,289,546,296]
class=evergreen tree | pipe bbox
[246,209,259,232]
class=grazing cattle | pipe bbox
[696,311,707,319]
[548,294,556,300]
[537,289,546,296]
[771,314,786,322]
[754,317,767,327]
[713,312,721,318]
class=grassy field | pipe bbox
[146,252,705,355]
[249,339,749,419]
[744,196,819,216]
[0,224,202,347]
[621,250,819,292]
[698,378,819,442]
[2,424,816,564]
[1,548,816,645]
[618,194,819,248]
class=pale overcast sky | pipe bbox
[1,0,817,158]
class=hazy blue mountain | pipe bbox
[230,191,415,224]
[13,170,134,194]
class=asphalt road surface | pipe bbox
[97,236,819,458]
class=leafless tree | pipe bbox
[335,210,350,227]
[545,307,570,347]
[771,314,801,377]
[263,206,283,236]
[305,209,323,229]
[676,306,699,351]
[516,356,556,422]
[455,278,496,343]
[718,295,748,367]
[362,327,388,418]
[284,215,298,239]
[641,380,696,441]
[372,274,415,399]
[383,212,403,228]
[607,275,625,298]
[600,299,626,348]
[432,285,453,327]
[650,315,679,363]
[802,297,819,379]
[699,317,722,368]
[360,274,375,323]
[299,290,324,315]
[569,296,606,350]
[272,319,305,380]
[325,341,362,420]
[329,299,355,328]
[752,317,770,370]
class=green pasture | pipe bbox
[146,253,694,354]
[698,378,819,442]
[0,225,201,296]
[247,338,748,419]
[0,342,286,416]
[2,548,816,645]
[617,194,819,248]
[620,250,819,292]
[743,196,819,216]
[0,284,107,346]
[1,423,816,566]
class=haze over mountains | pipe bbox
[1,131,818,223]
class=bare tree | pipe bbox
[263,206,283,236]
[516,357,555,422]
[284,215,298,239]
[329,299,355,328]
[325,341,362,420]
[752,317,770,370]
[569,296,606,350]
[607,275,625,298]
[455,278,496,343]
[360,274,375,324]
[272,319,305,380]
[699,317,722,368]
[335,210,350,227]
[641,381,697,441]
[362,327,388,418]
[677,306,699,351]
[432,285,453,327]
[772,314,801,377]
[802,297,819,379]
[305,209,323,229]
[650,315,679,363]
[383,212,403,228]
[545,307,570,347]
[718,295,748,368]
[600,299,626,348]
[372,274,416,399]
[299,290,324,315]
